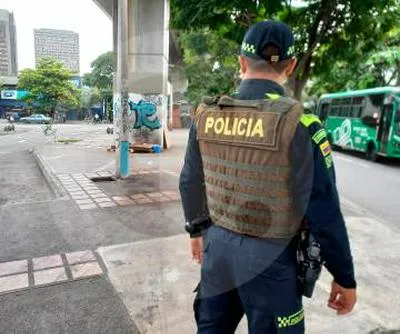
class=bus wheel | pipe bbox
[366,143,378,161]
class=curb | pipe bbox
[32,149,67,198]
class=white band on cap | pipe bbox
[270,55,280,63]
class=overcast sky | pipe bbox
[0,0,113,75]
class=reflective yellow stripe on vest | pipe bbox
[299,114,321,127]
[266,93,281,100]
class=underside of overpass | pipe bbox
[92,0,183,67]
[92,0,187,177]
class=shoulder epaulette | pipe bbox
[265,93,281,100]
[299,114,321,128]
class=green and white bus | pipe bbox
[317,87,400,160]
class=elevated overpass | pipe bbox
[92,0,186,177]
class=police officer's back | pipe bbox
[179,20,357,334]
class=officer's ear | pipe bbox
[285,58,297,77]
[239,55,248,77]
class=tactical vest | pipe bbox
[195,95,304,240]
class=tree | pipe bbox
[171,0,400,99]
[83,51,113,91]
[80,86,102,110]
[83,51,114,120]
[179,30,239,105]
[309,26,400,95]
[18,57,80,117]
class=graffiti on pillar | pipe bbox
[129,100,161,130]
[113,94,163,131]
[139,95,163,106]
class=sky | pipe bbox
[0,0,113,75]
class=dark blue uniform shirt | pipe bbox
[179,79,356,289]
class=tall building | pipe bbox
[0,9,18,76]
[34,28,80,73]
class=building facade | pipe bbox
[0,9,18,76]
[34,28,80,73]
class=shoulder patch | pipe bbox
[324,155,333,168]
[300,114,322,128]
[320,140,331,156]
[312,128,327,144]
[319,140,333,168]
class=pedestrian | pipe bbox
[179,20,357,333]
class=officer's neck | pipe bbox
[241,72,285,86]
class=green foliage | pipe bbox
[83,51,114,120]
[83,51,114,94]
[18,57,80,117]
[179,30,240,105]
[309,24,400,96]
[171,0,283,43]
[171,0,400,100]
[80,86,102,109]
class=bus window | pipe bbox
[319,102,330,121]
[342,105,351,118]
[342,98,352,105]
[370,94,385,107]
[352,96,364,118]
[353,96,364,105]
[330,106,338,116]
[395,109,400,135]
[338,98,351,117]
[361,94,384,127]
[351,106,362,118]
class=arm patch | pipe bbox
[312,128,327,144]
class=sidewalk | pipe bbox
[0,128,399,333]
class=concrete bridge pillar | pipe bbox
[113,0,170,177]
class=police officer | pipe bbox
[179,20,357,333]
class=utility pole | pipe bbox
[114,0,130,178]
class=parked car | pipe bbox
[20,114,52,124]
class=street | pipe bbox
[334,151,400,230]
[0,122,399,333]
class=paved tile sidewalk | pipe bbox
[0,250,104,295]
[58,172,181,211]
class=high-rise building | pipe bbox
[0,9,18,76]
[34,28,80,73]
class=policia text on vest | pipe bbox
[204,116,264,138]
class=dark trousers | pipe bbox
[195,225,304,334]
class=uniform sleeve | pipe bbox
[290,122,356,289]
[179,122,209,226]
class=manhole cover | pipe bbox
[91,176,117,183]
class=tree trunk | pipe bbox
[50,107,56,119]
[293,79,308,101]
[289,0,336,100]
[290,52,313,100]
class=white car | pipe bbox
[20,114,52,124]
